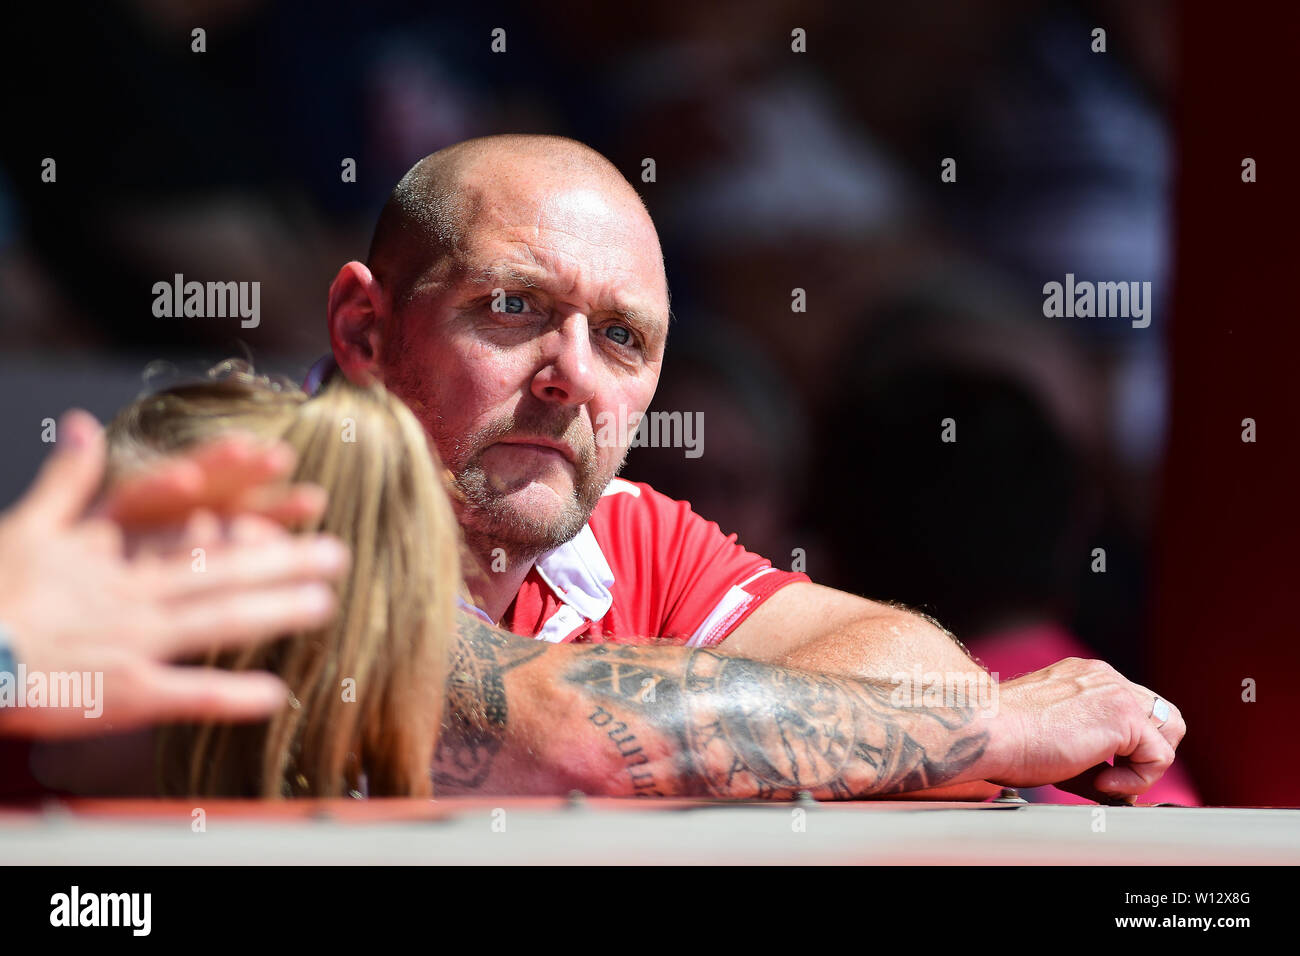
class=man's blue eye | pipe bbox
[503,295,526,314]
[605,325,632,346]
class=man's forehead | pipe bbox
[438,193,667,302]
[400,163,668,311]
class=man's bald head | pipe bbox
[366,134,657,306]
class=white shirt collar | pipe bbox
[456,481,634,626]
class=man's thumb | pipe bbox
[18,409,107,528]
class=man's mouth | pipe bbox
[492,437,578,466]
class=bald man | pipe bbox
[319,134,1185,800]
[326,134,977,677]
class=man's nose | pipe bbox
[531,313,598,406]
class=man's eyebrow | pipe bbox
[465,264,541,288]
[613,305,667,336]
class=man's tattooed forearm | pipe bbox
[433,613,546,790]
[437,616,989,799]
[565,645,989,799]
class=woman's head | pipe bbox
[107,360,460,798]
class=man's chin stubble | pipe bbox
[459,507,589,566]
[450,443,628,565]
[454,477,600,565]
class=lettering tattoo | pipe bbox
[436,613,990,798]
[588,705,661,796]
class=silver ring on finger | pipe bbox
[1150,695,1171,728]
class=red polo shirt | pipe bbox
[464,478,809,645]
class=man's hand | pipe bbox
[0,410,349,738]
[986,657,1187,802]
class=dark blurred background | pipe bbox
[1,0,1295,806]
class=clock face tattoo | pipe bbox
[683,652,855,797]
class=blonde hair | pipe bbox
[107,361,460,798]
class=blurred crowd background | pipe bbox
[6,0,1275,804]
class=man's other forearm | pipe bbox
[720,584,987,683]
[774,606,987,682]
[434,614,1008,799]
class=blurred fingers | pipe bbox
[17,410,106,529]
[157,535,349,598]
[120,663,290,725]
[151,580,341,659]
[101,433,297,527]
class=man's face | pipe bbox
[381,176,669,562]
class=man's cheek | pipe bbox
[456,338,522,391]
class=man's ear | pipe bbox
[328,261,387,386]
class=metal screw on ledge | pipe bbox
[993,788,1028,804]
